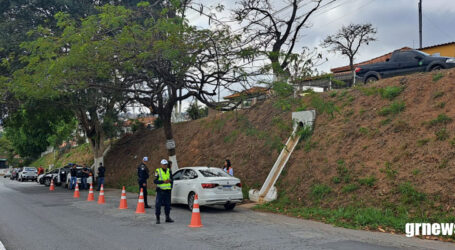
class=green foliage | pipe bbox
[336,160,351,183]
[427,114,452,127]
[380,162,397,179]
[186,102,208,120]
[432,72,444,82]
[412,169,420,175]
[272,116,292,133]
[358,176,376,187]
[435,102,446,109]
[342,184,359,193]
[310,94,339,119]
[329,91,337,98]
[379,118,392,126]
[331,78,347,87]
[295,125,312,140]
[153,117,163,129]
[417,138,430,146]
[311,184,332,200]
[223,130,240,143]
[131,120,145,132]
[378,101,405,116]
[358,127,369,136]
[398,182,426,204]
[435,128,449,141]
[379,86,404,100]
[332,176,341,184]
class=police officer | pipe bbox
[154,159,174,224]
[137,157,151,209]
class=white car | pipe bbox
[18,167,38,182]
[171,167,243,210]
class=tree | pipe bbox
[322,23,377,85]
[234,0,330,80]
[3,100,76,160]
[186,102,208,120]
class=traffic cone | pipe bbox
[188,194,203,228]
[73,183,80,198]
[49,179,55,191]
[135,188,145,214]
[97,184,105,204]
[118,186,128,209]
[87,183,95,201]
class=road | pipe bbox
[0,178,453,250]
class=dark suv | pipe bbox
[356,49,455,83]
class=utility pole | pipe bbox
[418,0,422,48]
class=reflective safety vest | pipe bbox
[156,168,171,190]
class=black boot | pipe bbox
[156,215,160,224]
[165,216,174,223]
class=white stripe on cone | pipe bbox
[192,208,200,213]
[138,199,144,202]
[121,196,126,200]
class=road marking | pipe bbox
[0,240,6,250]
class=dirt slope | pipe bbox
[106,69,455,213]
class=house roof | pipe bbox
[330,47,412,73]
[224,87,269,100]
[420,41,455,50]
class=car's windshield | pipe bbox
[198,168,231,177]
[24,167,36,171]
[415,50,429,57]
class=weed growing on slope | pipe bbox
[342,184,359,193]
[435,128,449,141]
[433,91,444,99]
[427,114,452,127]
[379,101,405,116]
[311,184,332,200]
[432,72,444,82]
[417,138,430,146]
[358,176,377,187]
[379,86,404,100]
[398,182,426,205]
[380,162,397,179]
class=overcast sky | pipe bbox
[187,0,455,73]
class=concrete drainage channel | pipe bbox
[249,110,316,203]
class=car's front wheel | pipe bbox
[431,65,443,71]
[187,192,195,211]
[44,178,51,186]
[224,203,236,211]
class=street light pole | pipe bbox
[418,0,422,48]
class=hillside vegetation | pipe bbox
[47,69,455,237]
[31,143,93,169]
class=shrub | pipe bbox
[432,72,444,82]
[311,184,332,200]
[342,184,359,193]
[417,138,430,146]
[379,101,405,116]
[358,127,369,135]
[296,125,313,141]
[428,114,452,127]
[332,176,341,184]
[398,182,426,204]
[435,128,449,141]
[358,176,377,187]
[380,162,397,179]
[379,86,404,100]
[310,94,340,119]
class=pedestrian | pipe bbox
[96,162,105,191]
[154,159,174,224]
[69,165,77,190]
[37,166,44,176]
[81,164,89,190]
[223,159,233,176]
[137,157,151,209]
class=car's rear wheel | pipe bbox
[431,65,443,71]
[224,203,236,211]
[187,192,195,211]
[365,76,378,84]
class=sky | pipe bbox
[136,0,455,114]
[186,0,455,73]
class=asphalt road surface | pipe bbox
[0,178,453,250]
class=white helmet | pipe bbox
[160,159,168,165]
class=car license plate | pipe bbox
[223,185,232,191]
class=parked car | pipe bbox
[42,169,60,186]
[65,166,93,189]
[171,167,243,211]
[37,173,46,184]
[53,166,71,186]
[3,169,12,178]
[355,49,455,83]
[18,167,38,182]
[10,168,20,180]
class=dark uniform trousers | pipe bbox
[139,182,148,206]
[155,189,171,216]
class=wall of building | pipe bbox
[421,44,455,57]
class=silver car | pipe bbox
[18,167,38,182]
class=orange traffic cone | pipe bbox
[97,184,105,204]
[188,194,203,228]
[118,186,128,209]
[87,183,95,201]
[73,183,80,198]
[135,188,145,214]
[49,179,55,191]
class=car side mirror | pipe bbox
[386,58,390,62]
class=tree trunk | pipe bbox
[162,114,179,172]
[349,57,356,86]
[88,126,105,180]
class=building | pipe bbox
[223,87,270,109]
[420,41,455,57]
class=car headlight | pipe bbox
[446,58,455,63]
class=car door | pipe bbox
[396,51,421,75]
[180,169,198,204]
[171,170,185,204]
